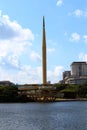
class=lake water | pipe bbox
[0,101,87,130]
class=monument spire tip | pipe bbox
[43,16,45,28]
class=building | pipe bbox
[63,71,71,80]
[62,62,87,84]
[71,62,87,77]
[0,81,15,86]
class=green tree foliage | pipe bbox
[0,85,18,102]
[54,83,87,98]
[78,84,87,98]
[54,83,66,91]
[61,85,78,98]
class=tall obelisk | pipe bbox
[42,16,47,84]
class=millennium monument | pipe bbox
[42,16,47,84]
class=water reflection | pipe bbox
[0,102,87,130]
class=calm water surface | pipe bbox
[0,101,87,130]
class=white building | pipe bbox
[71,62,87,77]
[63,62,87,84]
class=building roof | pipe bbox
[71,61,86,66]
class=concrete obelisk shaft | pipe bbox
[42,16,47,84]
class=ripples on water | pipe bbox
[0,101,87,130]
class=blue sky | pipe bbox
[0,0,87,84]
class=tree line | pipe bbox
[54,83,87,98]
[0,83,87,102]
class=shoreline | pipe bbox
[55,98,87,102]
[0,98,87,103]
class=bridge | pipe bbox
[18,84,62,102]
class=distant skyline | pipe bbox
[0,0,87,84]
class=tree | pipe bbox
[0,85,18,102]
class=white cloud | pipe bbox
[69,9,87,17]
[8,55,20,68]
[83,35,87,42]
[30,51,41,62]
[0,40,30,69]
[54,66,63,76]
[56,0,63,7]
[17,65,41,84]
[16,65,63,84]
[0,11,34,70]
[0,12,34,41]
[18,65,63,84]
[0,10,2,16]
[0,59,61,84]
[0,64,63,84]
[47,48,55,53]
[69,33,87,43]
[47,66,63,83]
[0,67,12,81]
[74,9,83,17]
[70,32,80,42]
[0,11,63,84]
[78,53,87,62]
